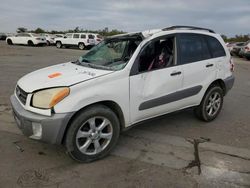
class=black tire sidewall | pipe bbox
[78,43,85,50]
[66,105,120,162]
[200,86,224,121]
[7,39,12,45]
[28,40,34,46]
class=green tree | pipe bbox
[16,27,27,33]
[34,28,45,33]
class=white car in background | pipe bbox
[55,33,95,50]
[6,33,46,46]
[40,33,55,46]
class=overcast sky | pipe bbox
[0,0,249,36]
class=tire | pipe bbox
[56,41,62,48]
[246,57,250,61]
[28,40,34,46]
[194,86,223,122]
[7,39,13,45]
[78,43,85,50]
[65,105,120,162]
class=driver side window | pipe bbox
[138,36,175,73]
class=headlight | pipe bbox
[32,87,70,109]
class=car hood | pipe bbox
[17,62,114,92]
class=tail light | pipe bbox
[97,39,101,41]
[230,58,235,72]
[245,46,250,51]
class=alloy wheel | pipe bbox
[206,92,222,117]
[76,116,113,155]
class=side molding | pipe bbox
[139,85,202,111]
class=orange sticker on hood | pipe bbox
[48,72,62,78]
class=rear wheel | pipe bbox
[65,105,120,162]
[194,86,223,122]
[246,57,250,61]
[78,43,85,50]
[7,39,13,45]
[56,41,62,48]
[27,40,34,46]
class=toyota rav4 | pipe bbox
[11,26,235,162]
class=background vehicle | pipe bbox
[40,33,55,45]
[11,26,234,162]
[6,33,46,46]
[92,34,103,45]
[55,33,95,50]
[226,42,235,55]
[0,33,7,40]
[231,42,245,57]
[241,41,250,60]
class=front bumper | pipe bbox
[10,95,74,144]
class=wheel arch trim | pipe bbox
[60,100,125,144]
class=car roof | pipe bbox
[110,26,218,40]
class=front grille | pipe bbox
[16,85,28,105]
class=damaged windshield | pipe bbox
[76,37,142,71]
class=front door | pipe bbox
[129,35,183,124]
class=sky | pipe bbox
[0,0,250,36]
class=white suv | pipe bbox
[55,33,95,50]
[10,26,234,162]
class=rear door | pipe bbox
[22,33,32,44]
[80,34,87,44]
[176,33,217,106]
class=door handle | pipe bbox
[206,64,214,68]
[170,71,182,76]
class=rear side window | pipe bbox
[73,34,80,38]
[206,36,226,58]
[179,34,211,64]
[88,34,94,39]
[81,34,86,39]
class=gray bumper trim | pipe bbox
[224,75,235,94]
[10,95,74,144]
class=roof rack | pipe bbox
[162,25,215,33]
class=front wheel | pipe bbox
[194,86,224,122]
[56,41,62,48]
[7,39,13,45]
[65,105,120,162]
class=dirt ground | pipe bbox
[0,41,250,187]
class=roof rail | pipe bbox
[162,25,215,33]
